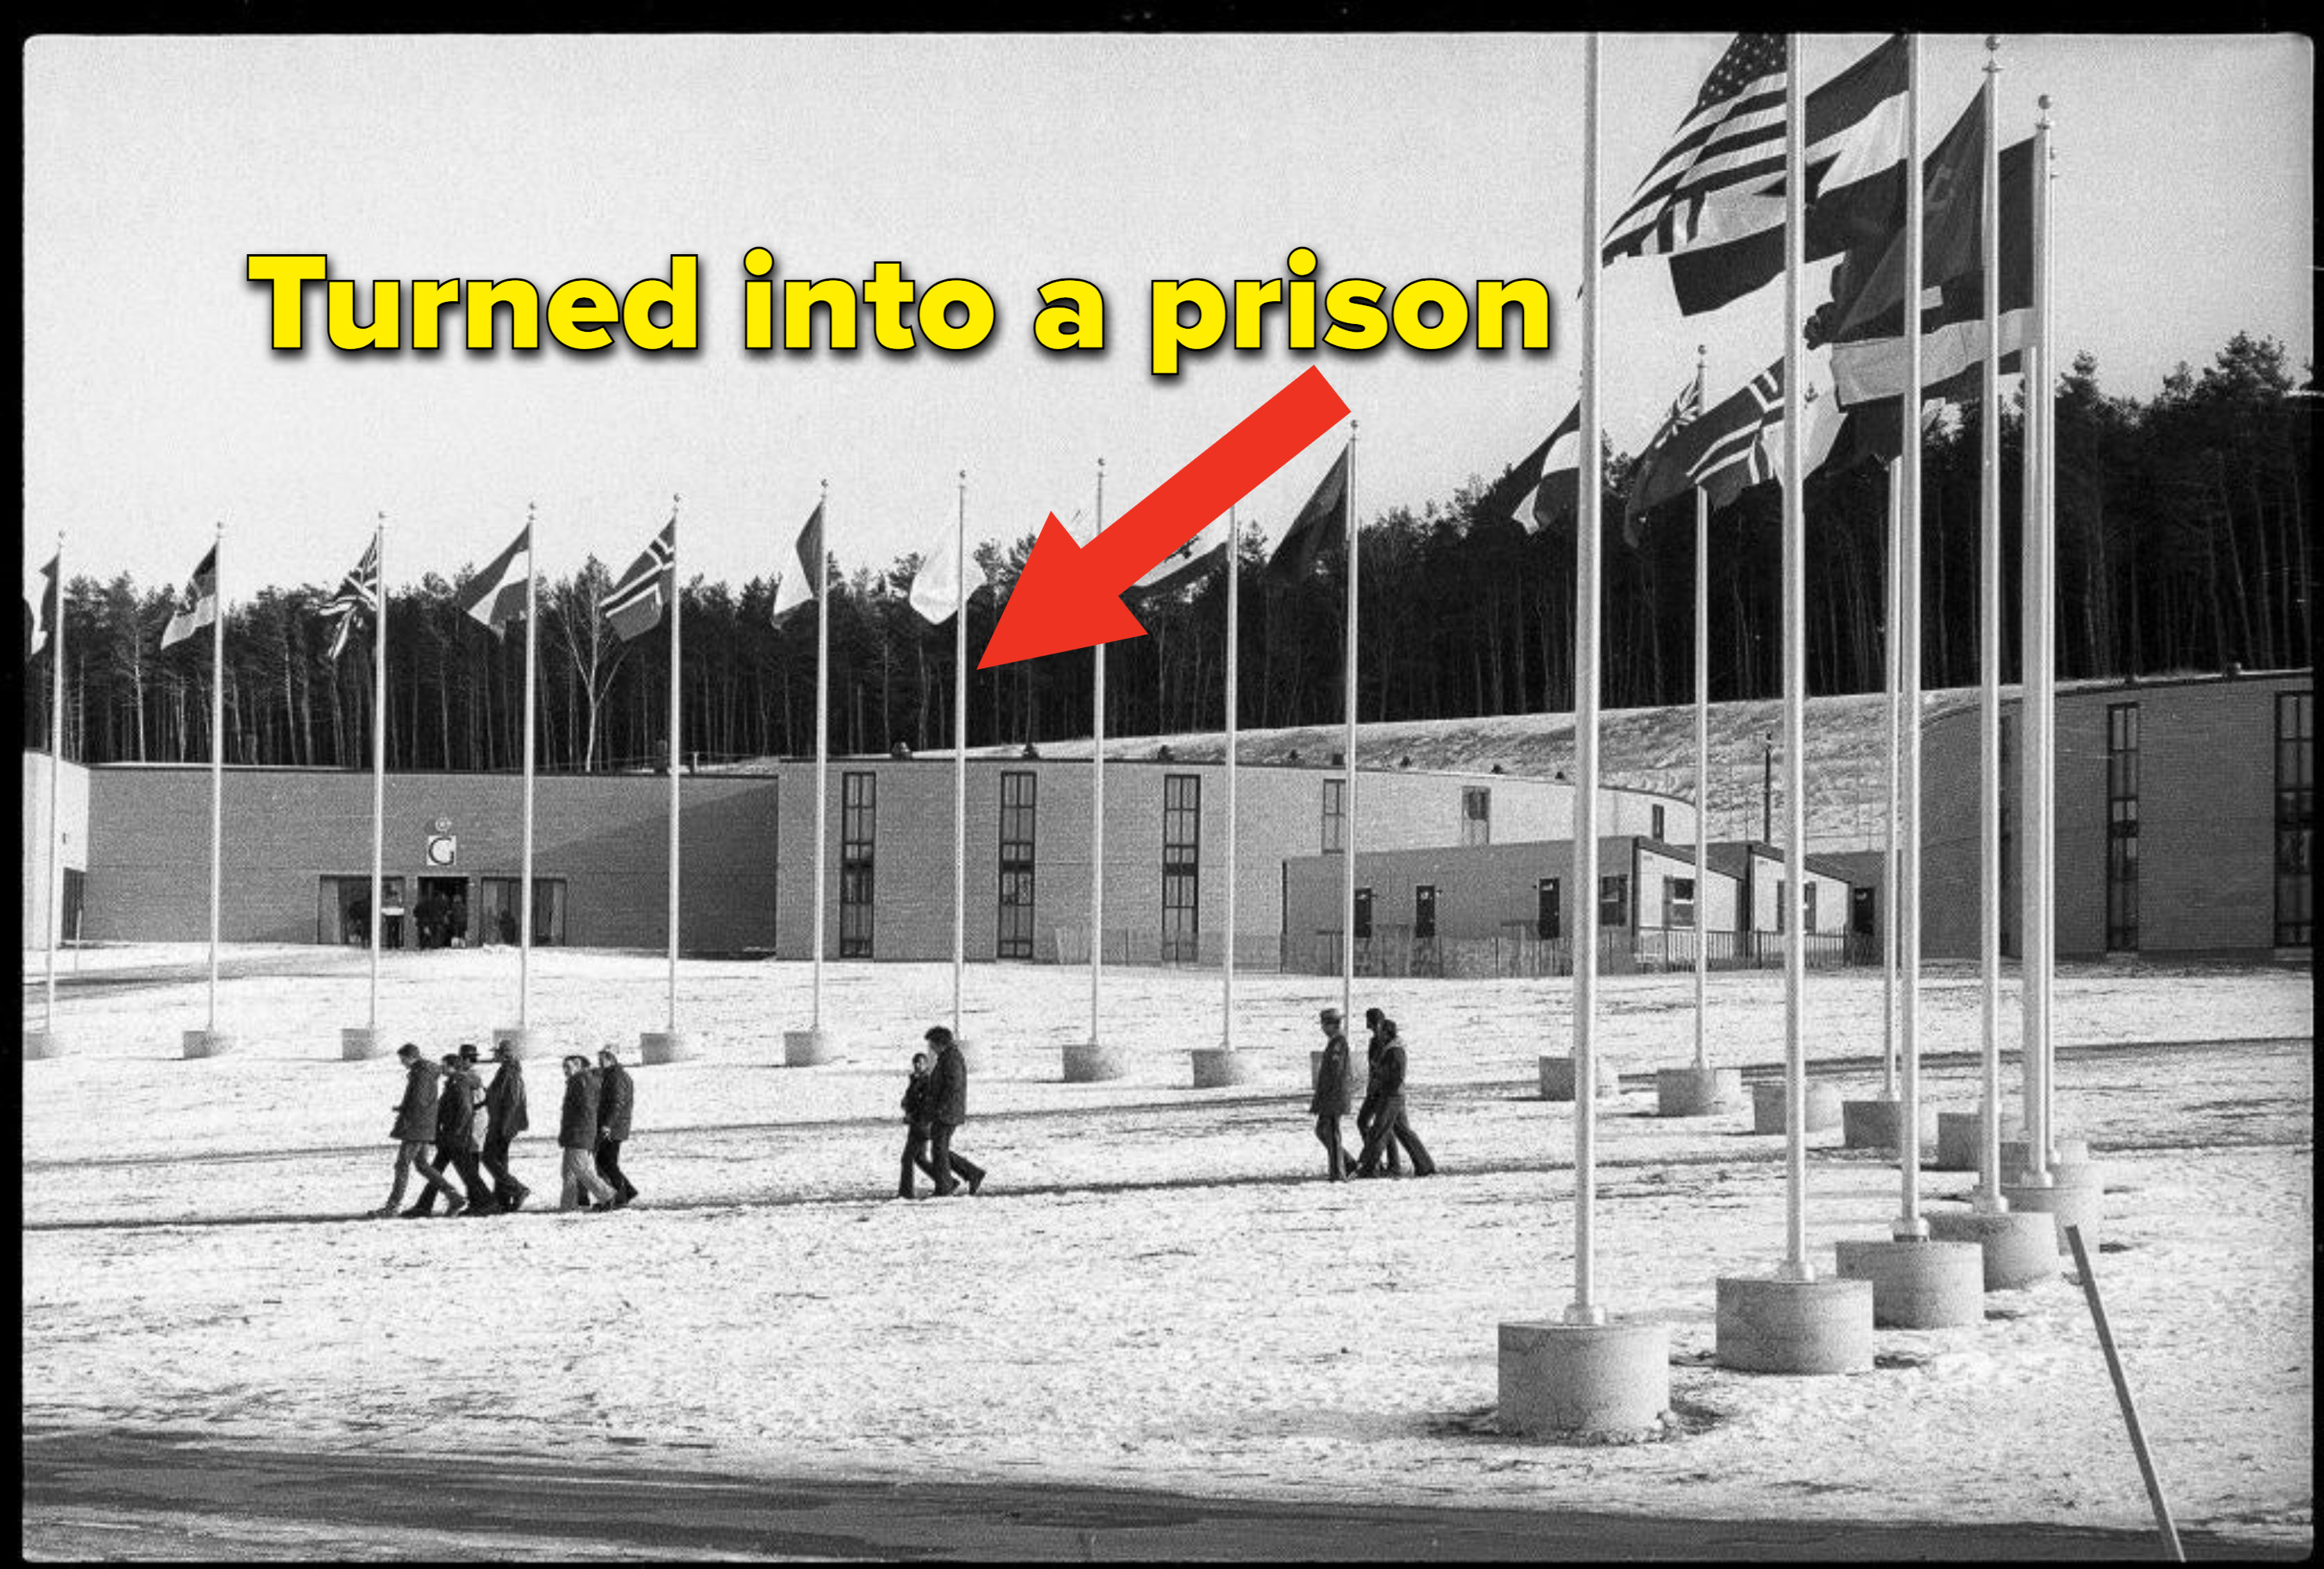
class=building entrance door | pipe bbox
[418,876,471,948]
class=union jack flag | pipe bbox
[321,537,379,661]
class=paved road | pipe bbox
[21,1426,2283,1561]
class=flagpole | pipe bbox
[667,497,683,1036]
[1975,38,2005,1210]
[1223,504,1239,1050]
[1569,29,1604,1326]
[369,513,386,1031]
[1341,426,1358,1036]
[953,469,968,1040]
[2022,96,2057,1184]
[1777,32,1811,1282]
[1882,464,1900,1102]
[1090,459,1107,1048]
[1692,355,1709,1076]
[45,531,64,1034]
[1899,32,1933,1235]
[520,503,537,1033]
[813,479,830,1033]
[2037,104,2059,1172]
[207,519,224,1036]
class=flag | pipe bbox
[1122,516,1231,611]
[25,553,59,662]
[1478,403,1581,533]
[1686,362,1787,512]
[1606,34,1911,317]
[1827,97,2035,407]
[1264,446,1350,582]
[321,537,379,661]
[771,501,826,624]
[160,545,219,650]
[601,519,676,643]
[454,526,532,637]
[1620,366,1709,537]
[906,514,995,625]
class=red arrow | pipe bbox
[977,367,1351,668]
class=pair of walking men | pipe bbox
[899,1026,985,1199]
[1310,1006,1435,1181]
[376,1041,635,1216]
[558,1048,639,1212]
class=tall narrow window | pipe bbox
[1537,878,1561,941]
[997,770,1035,959]
[1460,787,1491,846]
[1651,804,1668,843]
[1413,884,1437,940]
[841,770,875,958]
[1668,876,1696,929]
[1774,877,1787,934]
[2278,692,2313,948]
[1353,886,1373,941]
[1802,880,1818,934]
[1162,774,1201,963]
[1322,777,1345,853]
[1599,874,1630,929]
[2106,703,2139,952]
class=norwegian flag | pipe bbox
[600,519,676,643]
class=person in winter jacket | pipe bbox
[371,1043,467,1218]
[923,1026,986,1197]
[557,1054,620,1212]
[1355,1007,1401,1177]
[1355,1017,1436,1178]
[1308,1007,1362,1181]
[481,1040,532,1212]
[595,1046,639,1208]
[406,1054,494,1215]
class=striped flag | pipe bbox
[1478,402,1580,534]
[160,545,219,650]
[1686,362,1785,511]
[25,552,59,662]
[1122,515,1231,611]
[321,537,379,661]
[454,526,532,636]
[1605,33,1909,317]
[772,501,826,624]
[601,518,676,643]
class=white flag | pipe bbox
[907,516,985,625]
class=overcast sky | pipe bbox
[22,32,2313,604]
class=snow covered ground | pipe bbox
[21,943,2315,1551]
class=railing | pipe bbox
[1038,926,1866,976]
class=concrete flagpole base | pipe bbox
[783,1028,840,1067]
[639,1030,699,1065]
[181,1029,237,1060]
[1309,1051,1367,1111]
[1935,1109,2027,1171]
[1840,1096,1935,1154]
[492,1026,544,1061]
[1714,1274,1875,1374]
[1190,1047,1255,1089]
[2002,1136,2090,1181]
[1655,1065,1742,1116]
[953,1038,989,1074]
[1832,1238,1988,1328]
[2002,1162,2104,1254]
[1750,1079,1843,1134]
[23,1029,67,1061]
[1537,1054,1618,1101]
[1924,1208,2058,1291]
[1062,1041,1126,1083]
[340,1027,391,1061]
[1497,1318,1670,1438]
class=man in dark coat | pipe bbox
[557,1054,618,1212]
[1309,1007,1362,1181]
[407,1054,494,1214]
[900,1047,984,1200]
[924,1026,986,1196]
[481,1039,533,1212]
[372,1043,467,1218]
[595,1045,639,1208]
[1355,1007,1402,1177]
[1355,1017,1436,1178]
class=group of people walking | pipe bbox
[374,1039,638,1218]
[1309,1006,1436,1181]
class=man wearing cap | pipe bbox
[924,1026,985,1197]
[481,1040,533,1212]
[1308,1008,1361,1181]
[595,1045,639,1209]
[1355,1017,1436,1178]
[1355,1007,1401,1178]
[371,1043,467,1218]
[557,1054,620,1212]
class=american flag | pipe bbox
[600,518,676,643]
[1602,34,1788,262]
[321,537,379,660]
